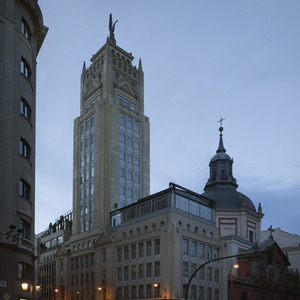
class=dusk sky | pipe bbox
[35,0,300,236]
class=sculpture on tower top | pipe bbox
[109,13,118,44]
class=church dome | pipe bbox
[202,122,256,212]
[212,151,232,161]
[202,188,256,212]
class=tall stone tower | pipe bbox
[73,15,150,235]
[0,0,47,299]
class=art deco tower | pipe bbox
[73,15,150,235]
[0,1,47,299]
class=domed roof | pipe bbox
[212,151,232,161]
[203,123,256,212]
[202,188,256,212]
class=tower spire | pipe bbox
[217,126,226,153]
[203,120,238,191]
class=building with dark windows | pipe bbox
[0,1,47,299]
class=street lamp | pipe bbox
[36,283,41,292]
[98,287,102,291]
[230,264,239,300]
[21,282,29,291]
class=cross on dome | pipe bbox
[217,116,225,127]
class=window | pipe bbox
[249,230,254,242]
[20,98,31,120]
[199,267,204,280]
[124,286,129,299]
[215,289,219,300]
[131,265,136,279]
[18,262,31,280]
[131,286,136,299]
[139,243,144,257]
[20,139,30,159]
[207,246,212,260]
[120,113,125,127]
[183,261,188,277]
[19,179,30,199]
[139,285,144,298]
[22,19,31,41]
[207,288,212,300]
[191,241,196,257]
[207,267,212,281]
[199,244,205,259]
[154,239,160,255]
[214,248,219,260]
[21,57,31,79]
[214,268,219,282]
[19,219,30,240]
[154,262,160,277]
[116,94,122,104]
[146,241,151,256]
[139,264,144,278]
[182,239,188,255]
[147,284,152,298]
[91,271,94,284]
[124,246,129,260]
[130,103,136,111]
[131,244,136,259]
[146,263,151,277]
[123,98,129,107]
[91,254,94,267]
[117,267,122,281]
[124,266,129,280]
[154,284,160,297]
[117,287,122,299]
[191,285,196,299]
[117,248,122,261]
[85,255,89,268]
[191,263,196,274]
[51,238,57,247]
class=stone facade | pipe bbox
[72,36,150,236]
[37,184,224,300]
[0,1,47,299]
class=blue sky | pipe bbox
[35,0,300,235]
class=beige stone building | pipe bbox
[0,1,47,299]
[37,184,223,300]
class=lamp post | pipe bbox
[230,263,239,300]
[184,250,268,300]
